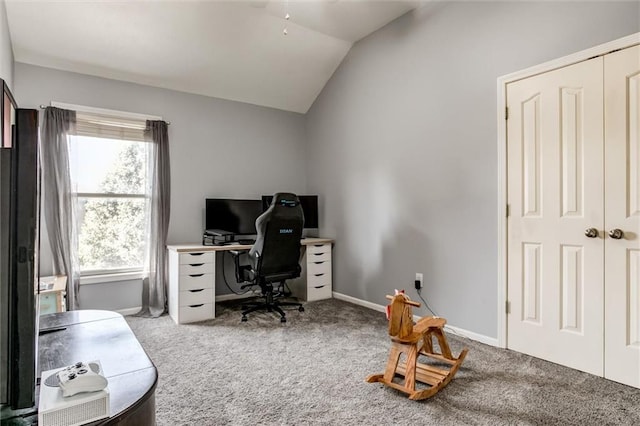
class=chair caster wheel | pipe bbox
[280,317,286,323]
[241,316,248,322]
[298,306,305,312]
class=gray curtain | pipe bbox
[41,107,79,309]
[138,120,171,317]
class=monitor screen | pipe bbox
[261,195,318,229]
[205,199,263,235]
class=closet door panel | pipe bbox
[604,44,640,388]
[507,57,604,375]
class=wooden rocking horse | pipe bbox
[366,293,468,400]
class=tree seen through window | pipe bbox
[73,140,149,272]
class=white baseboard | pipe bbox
[122,293,500,346]
[332,291,386,313]
[444,324,499,347]
[116,307,142,316]
[332,291,499,347]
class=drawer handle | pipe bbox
[312,261,324,265]
[314,273,325,277]
[312,253,324,256]
[189,304,204,308]
[314,244,325,247]
[189,263,205,267]
[314,285,326,289]
[189,253,205,256]
[188,289,204,293]
[189,273,205,277]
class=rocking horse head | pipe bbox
[386,292,420,340]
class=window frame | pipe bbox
[68,131,151,277]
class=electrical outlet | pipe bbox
[415,273,423,290]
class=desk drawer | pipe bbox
[180,262,215,276]
[178,303,214,323]
[179,252,214,264]
[307,284,332,301]
[179,273,214,291]
[307,251,331,263]
[308,271,331,288]
[180,288,214,307]
[307,243,331,255]
[308,260,331,276]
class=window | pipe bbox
[68,113,150,275]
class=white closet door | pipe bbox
[604,44,640,388]
[506,57,605,375]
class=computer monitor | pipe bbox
[261,195,318,229]
[205,199,263,236]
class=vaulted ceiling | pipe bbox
[5,1,420,113]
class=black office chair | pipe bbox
[233,193,305,323]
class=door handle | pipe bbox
[608,229,624,239]
[585,228,599,238]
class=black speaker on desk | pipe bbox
[202,235,215,246]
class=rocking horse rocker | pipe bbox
[366,293,468,400]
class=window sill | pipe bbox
[80,271,145,286]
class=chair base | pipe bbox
[241,298,304,323]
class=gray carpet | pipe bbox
[126,298,640,425]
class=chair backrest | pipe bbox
[249,193,304,282]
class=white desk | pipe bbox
[167,238,333,324]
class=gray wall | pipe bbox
[305,1,640,338]
[0,0,13,88]
[9,2,640,327]
[14,63,307,310]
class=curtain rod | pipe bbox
[39,104,170,125]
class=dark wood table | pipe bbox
[38,310,157,425]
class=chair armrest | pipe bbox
[229,250,250,283]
